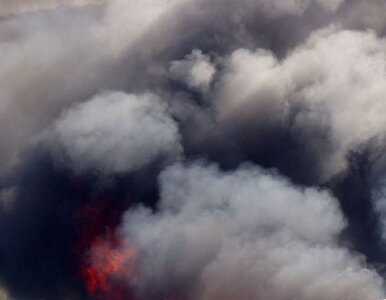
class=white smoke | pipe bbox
[47,91,181,174]
[121,162,384,299]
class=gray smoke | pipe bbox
[0,0,102,16]
[169,50,216,93]
[2,0,386,299]
[216,27,386,182]
[122,162,383,300]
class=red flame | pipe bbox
[73,197,179,300]
[73,199,138,300]
[82,232,139,300]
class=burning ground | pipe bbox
[1,0,386,299]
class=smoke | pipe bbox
[169,50,216,93]
[2,0,386,299]
[216,27,386,182]
[0,0,103,16]
[122,162,383,300]
[0,0,171,176]
[45,91,181,175]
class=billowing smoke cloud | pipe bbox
[0,0,172,176]
[122,162,384,299]
[2,0,386,299]
[46,91,181,175]
[216,27,386,182]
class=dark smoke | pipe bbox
[1,0,386,299]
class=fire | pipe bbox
[73,199,177,300]
[82,232,139,300]
[73,199,138,299]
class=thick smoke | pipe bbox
[46,91,181,175]
[122,162,383,300]
[2,0,386,299]
[216,27,386,182]
[0,0,169,176]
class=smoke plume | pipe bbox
[1,0,386,299]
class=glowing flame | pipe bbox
[73,199,138,299]
[82,232,139,300]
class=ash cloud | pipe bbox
[2,0,386,299]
